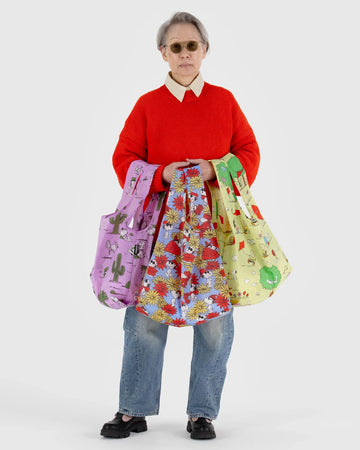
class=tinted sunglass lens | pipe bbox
[169,41,199,53]
[186,41,198,51]
[170,43,182,53]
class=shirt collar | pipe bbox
[165,72,204,102]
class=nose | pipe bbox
[179,46,191,58]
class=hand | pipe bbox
[186,159,215,182]
[162,161,190,184]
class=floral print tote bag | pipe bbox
[90,160,165,309]
[208,153,292,306]
[136,165,232,327]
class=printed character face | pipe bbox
[147,225,156,236]
[259,266,282,290]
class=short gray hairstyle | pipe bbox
[156,11,210,53]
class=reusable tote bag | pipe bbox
[209,153,292,306]
[90,160,165,309]
[136,165,232,327]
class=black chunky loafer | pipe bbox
[100,412,147,438]
[187,417,216,439]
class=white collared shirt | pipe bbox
[165,71,205,102]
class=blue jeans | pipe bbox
[118,306,234,420]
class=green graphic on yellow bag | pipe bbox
[208,154,292,306]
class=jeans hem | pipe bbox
[119,409,159,417]
[187,412,217,421]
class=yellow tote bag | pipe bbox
[208,154,292,306]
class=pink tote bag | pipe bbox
[90,160,165,309]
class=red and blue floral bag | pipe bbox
[136,165,232,327]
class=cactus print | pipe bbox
[90,161,165,309]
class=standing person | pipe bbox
[101,11,260,440]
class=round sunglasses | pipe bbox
[165,40,203,54]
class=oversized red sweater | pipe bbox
[113,81,260,193]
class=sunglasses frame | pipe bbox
[164,40,204,54]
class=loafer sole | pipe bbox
[186,421,216,439]
[101,422,147,439]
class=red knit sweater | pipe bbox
[113,81,260,192]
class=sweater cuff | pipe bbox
[150,165,169,194]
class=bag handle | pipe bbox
[110,161,161,230]
[123,160,159,199]
[150,163,208,237]
[211,154,260,222]
[182,165,209,226]
[131,190,166,232]
[166,166,192,230]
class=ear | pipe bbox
[160,46,168,62]
[201,43,207,60]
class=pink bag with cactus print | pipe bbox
[90,160,165,309]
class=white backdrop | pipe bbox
[1,1,359,449]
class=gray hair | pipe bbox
[156,12,210,53]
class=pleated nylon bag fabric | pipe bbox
[136,165,232,327]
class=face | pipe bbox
[160,23,207,86]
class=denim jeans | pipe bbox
[118,306,234,420]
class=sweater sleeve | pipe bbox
[112,97,168,193]
[229,93,260,186]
